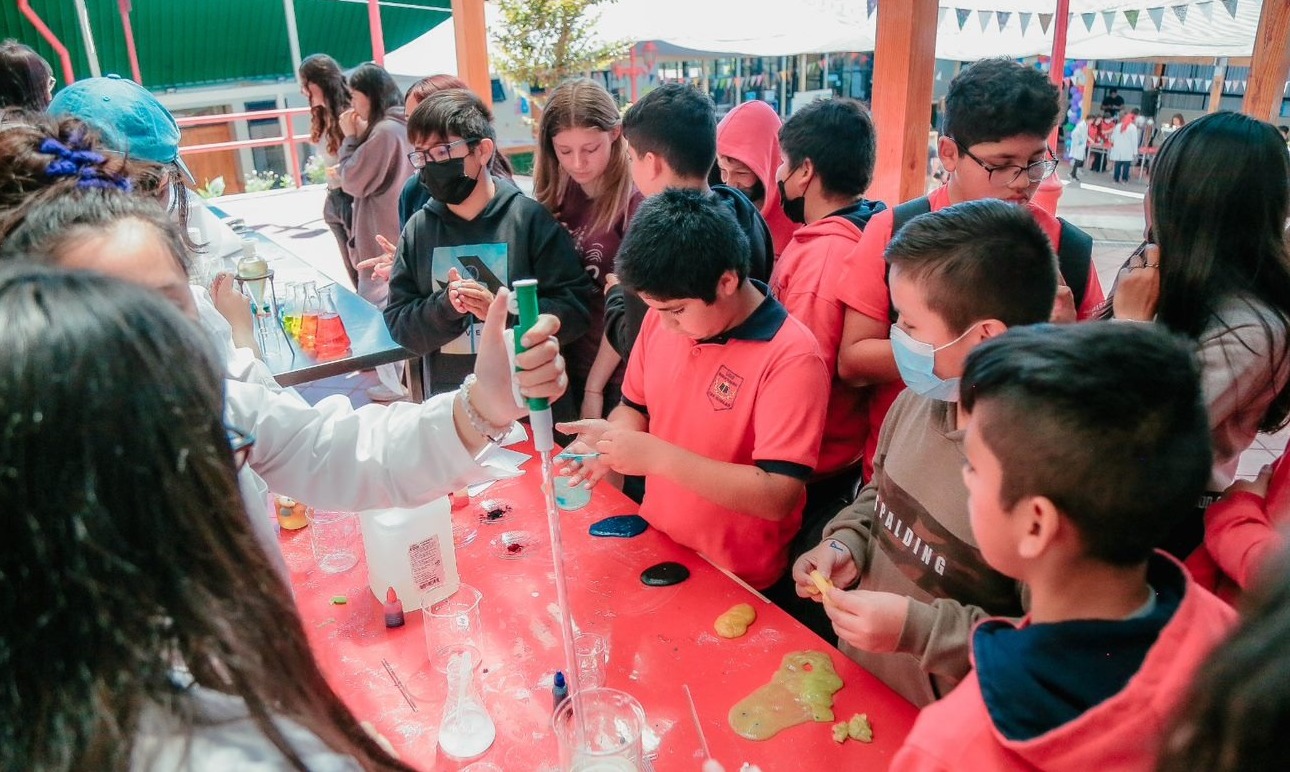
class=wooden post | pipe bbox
[869,0,938,204]
[1243,0,1290,121]
[451,0,493,109]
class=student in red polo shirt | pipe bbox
[559,189,830,591]
[835,58,1104,471]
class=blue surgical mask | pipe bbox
[890,323,979,402]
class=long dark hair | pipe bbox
[0,39,53,111]
[1157,548,1290,772]
[0,266,414,771]
[1103,111,1290,431]
[299,53,350,157]
[347,62,401,145]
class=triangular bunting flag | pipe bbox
[1204,78,1212,90]
[867,0,878,19]
[1148,7,1165,30]
[1221,0,1238,19]
[1167,76,1177,88]
[979,10,993,32]
[1188,78,1197,90]
[1019,11,1033,34]
[1240,80,1247,91]
[997,11,1011,29]
[1102,10,1116,32]
[1173,4,1189,24]
[1125,9,1140,28]
[1081,12,1097,31]
[938,6,948,25]
[956,7,971,29]
[1197,1,1214,21]
[1152,76,1160,88]
[935,70,943,82]
[1039,12,1054,33]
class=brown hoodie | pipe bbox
[338,107,410,307]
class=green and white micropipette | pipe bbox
[511,280,584,723]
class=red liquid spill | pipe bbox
[314,312,351,358]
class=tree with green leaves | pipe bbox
[491,0,627,99]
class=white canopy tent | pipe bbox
[385,0,1265,78]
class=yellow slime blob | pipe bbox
[728,651,844,740]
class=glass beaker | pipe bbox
[313,285,351,358]
[424,584,483,673]
[298,281,321,352]
[553,688,645,771]
[306,509,360,573]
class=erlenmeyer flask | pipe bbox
[280,282,302,338]
[298,281,321,352]
[313,286,351,358]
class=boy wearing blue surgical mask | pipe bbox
[790,199,1057,707]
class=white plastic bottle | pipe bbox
[359,497,460,608]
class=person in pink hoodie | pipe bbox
[717,100,800,257]
[892,322,1237,772]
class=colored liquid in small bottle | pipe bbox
[299,312,320,351]
[314,312,351,357]
[283,313,302,337]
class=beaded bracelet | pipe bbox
[459,374,513,444]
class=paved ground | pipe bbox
[209,171,1284,477]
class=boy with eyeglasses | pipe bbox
[385,88,594,397]
[832,59,1104,478]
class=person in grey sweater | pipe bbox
[338,63,410,310]
[338,63,413,401]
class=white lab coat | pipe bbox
[1108,121,1140,163]
[1069,121,1089,162]
[132,685,359,771]
[192,288,501,579]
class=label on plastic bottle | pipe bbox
[409,534,446,593]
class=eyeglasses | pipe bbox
[407,138,480,169]
[952,140,1058,186]
[226,426,255,470]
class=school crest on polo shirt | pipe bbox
[707,366,744,411]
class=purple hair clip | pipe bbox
[40,137,133,193]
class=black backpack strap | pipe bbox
[885,197,933,322]
[1056,217,1093,310]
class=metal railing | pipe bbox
[175,106,313,189]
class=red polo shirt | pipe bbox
[621,286,830,589]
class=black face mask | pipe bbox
[777,178,806,224]
[419,156,479,205]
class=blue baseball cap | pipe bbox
[49,74,194,182]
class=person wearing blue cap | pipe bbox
[47,74,243,260]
